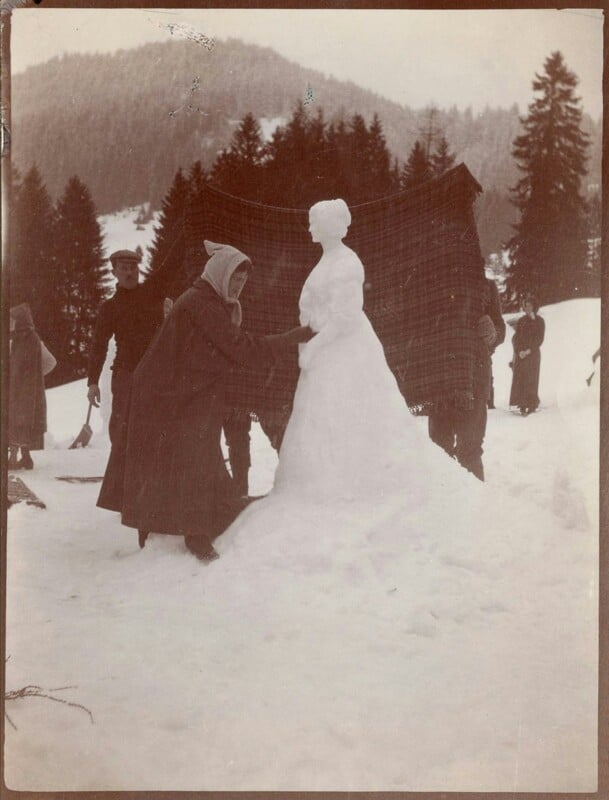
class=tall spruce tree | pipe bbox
[304,107,330,202]
[430,135,456,177]
[10,165,59,353]
[263,102,310,206]
[400,140,431,189]
[505,51,590,304]
[147,168,188,287]
[347,113,370,201]
[210,113,265,199]
[53,176,107,382]
[367,114,398,195]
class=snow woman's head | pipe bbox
[308,199,352,244]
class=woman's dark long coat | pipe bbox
[9,305,46,450]
[116,280,279,539]
[509,313,545,411]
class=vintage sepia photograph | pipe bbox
[2,2,604,794]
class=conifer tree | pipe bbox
[210,113,265,199]
[10,165,59,351]
[53,176,107,381]
[147,168,188,286]
[505,51,590,304]
[188,160,207,206]
[430,135,456,177]
[304,107,330,203]
[322,120,344,199]
[367,114,397,195]
[263,102,309,206]
[418,105,442,162]
[400,141,431,189]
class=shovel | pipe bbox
[69,403,94,449]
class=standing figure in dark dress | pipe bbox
[509,294,545,415]
[112,240,314,561]
[8,304,53,470]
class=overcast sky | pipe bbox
[11,7,604,118]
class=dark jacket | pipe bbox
[115,280,305,537]
[87,269,174,386]
[509,313,545,410]
[9,304,46,450]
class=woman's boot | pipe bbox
[184,535,219,562]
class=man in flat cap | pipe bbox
[87,249,175,511]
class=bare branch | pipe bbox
[5,684,95,725]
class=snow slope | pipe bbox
[4,299,600,792]
[98,206,160,272]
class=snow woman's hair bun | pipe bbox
[309,199,352,239]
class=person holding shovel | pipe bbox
[87,249,175,510]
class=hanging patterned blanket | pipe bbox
[184,163,487,438]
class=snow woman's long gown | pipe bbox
[216,242,470,558]
[273,243,432,501]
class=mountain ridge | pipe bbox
[11,37,602,255]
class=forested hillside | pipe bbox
[12,37,602,255]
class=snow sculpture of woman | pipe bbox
[271,198,429,501]
[216,198,476,562]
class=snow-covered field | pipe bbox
[98,206,160,283]
[4,299,600,792]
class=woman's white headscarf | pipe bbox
[200,240,251,326]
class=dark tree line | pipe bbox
[146,106,457,290]
[9,166,107,386]
[209,104,400,207]
[208,104,457,205]
[150,71,598,314]
[146,104,458,289]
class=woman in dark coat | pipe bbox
[8,304,48,469]
[110,240,313,561]
[509,294,545,415]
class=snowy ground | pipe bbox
[4,299,600,792]
[98,206,160,272]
